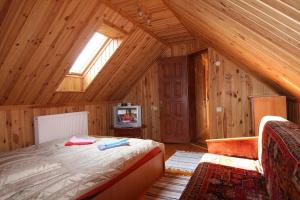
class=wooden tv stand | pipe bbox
[112,125,146,138]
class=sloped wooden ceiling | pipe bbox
[105,0,198,44]
[0,0,166,105]
[164,0,300,98]
[1,0,299,106]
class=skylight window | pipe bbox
[57,25,124,92]
[69,32,108,74]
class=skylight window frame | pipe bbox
[68,33,111,76]
[57,23,127,93]
[82,38,112,76]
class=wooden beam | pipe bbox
[102,19,129,36]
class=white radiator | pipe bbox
[34,111,89,144]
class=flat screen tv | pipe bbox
[113,105,142,128]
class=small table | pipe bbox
[111,125,146,138]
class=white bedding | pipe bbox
[0,136,160,200]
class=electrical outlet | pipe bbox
[151,106,158,111]
[216,106,223,112]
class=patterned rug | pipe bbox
[142,151,205,200]
[165,151,205,175]
[180,162,269,200]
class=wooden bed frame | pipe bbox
[31,111,165,200]
[93,143,165,200]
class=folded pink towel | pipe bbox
[64,136,96,146]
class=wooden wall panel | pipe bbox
[56,76,83,92]
[288,100,300,125]
[208,48,280,139]
[162,39,207,57]
[123,62,161,141]
[125,47,281,142]
[122,40,207,141]
[122,40,280,142]
[0,103,115,152]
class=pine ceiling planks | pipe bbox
[164,0,300,98]
[261,0,300,22]
[107,0,196,44]
[16,0,103,105]
[1,0,299,106]
[0,0,102,104]
[203,0,299,57]
[0,0,165,105]
[281,0,300,10]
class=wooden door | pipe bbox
[159,56,190,143]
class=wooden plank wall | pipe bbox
[123,41,208,141]
[56,76,83,92]
[123,62,161,141]
[208,48,280,139]
[0,103,115,152]
[125,45,281,142]
[288,100,300,125]
[0,46,286,151]
[162,40,207,57]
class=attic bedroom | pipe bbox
[0,0,299,199]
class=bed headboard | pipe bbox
[34,111,89,144]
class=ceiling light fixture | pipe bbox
[214,61,221,66]
[137,4,151,26]
[138,9,144,17]
[146,18,151,26]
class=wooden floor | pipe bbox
[164,143,207,161]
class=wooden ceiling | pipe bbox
[164,0,300,98]
[0,0,166,105]
[0,0,299,106]
[106,0,196,44]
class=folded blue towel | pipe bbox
[97,138,129,150]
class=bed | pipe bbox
[0,136,165,200]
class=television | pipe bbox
[113,105,142,128]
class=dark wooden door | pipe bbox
[159,56,190,143]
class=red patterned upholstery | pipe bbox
[180,162,269,200]
[180,119,300,200]
[261,121,300,200]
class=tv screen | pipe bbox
[117,108,138,123]
[113,105,141,128]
